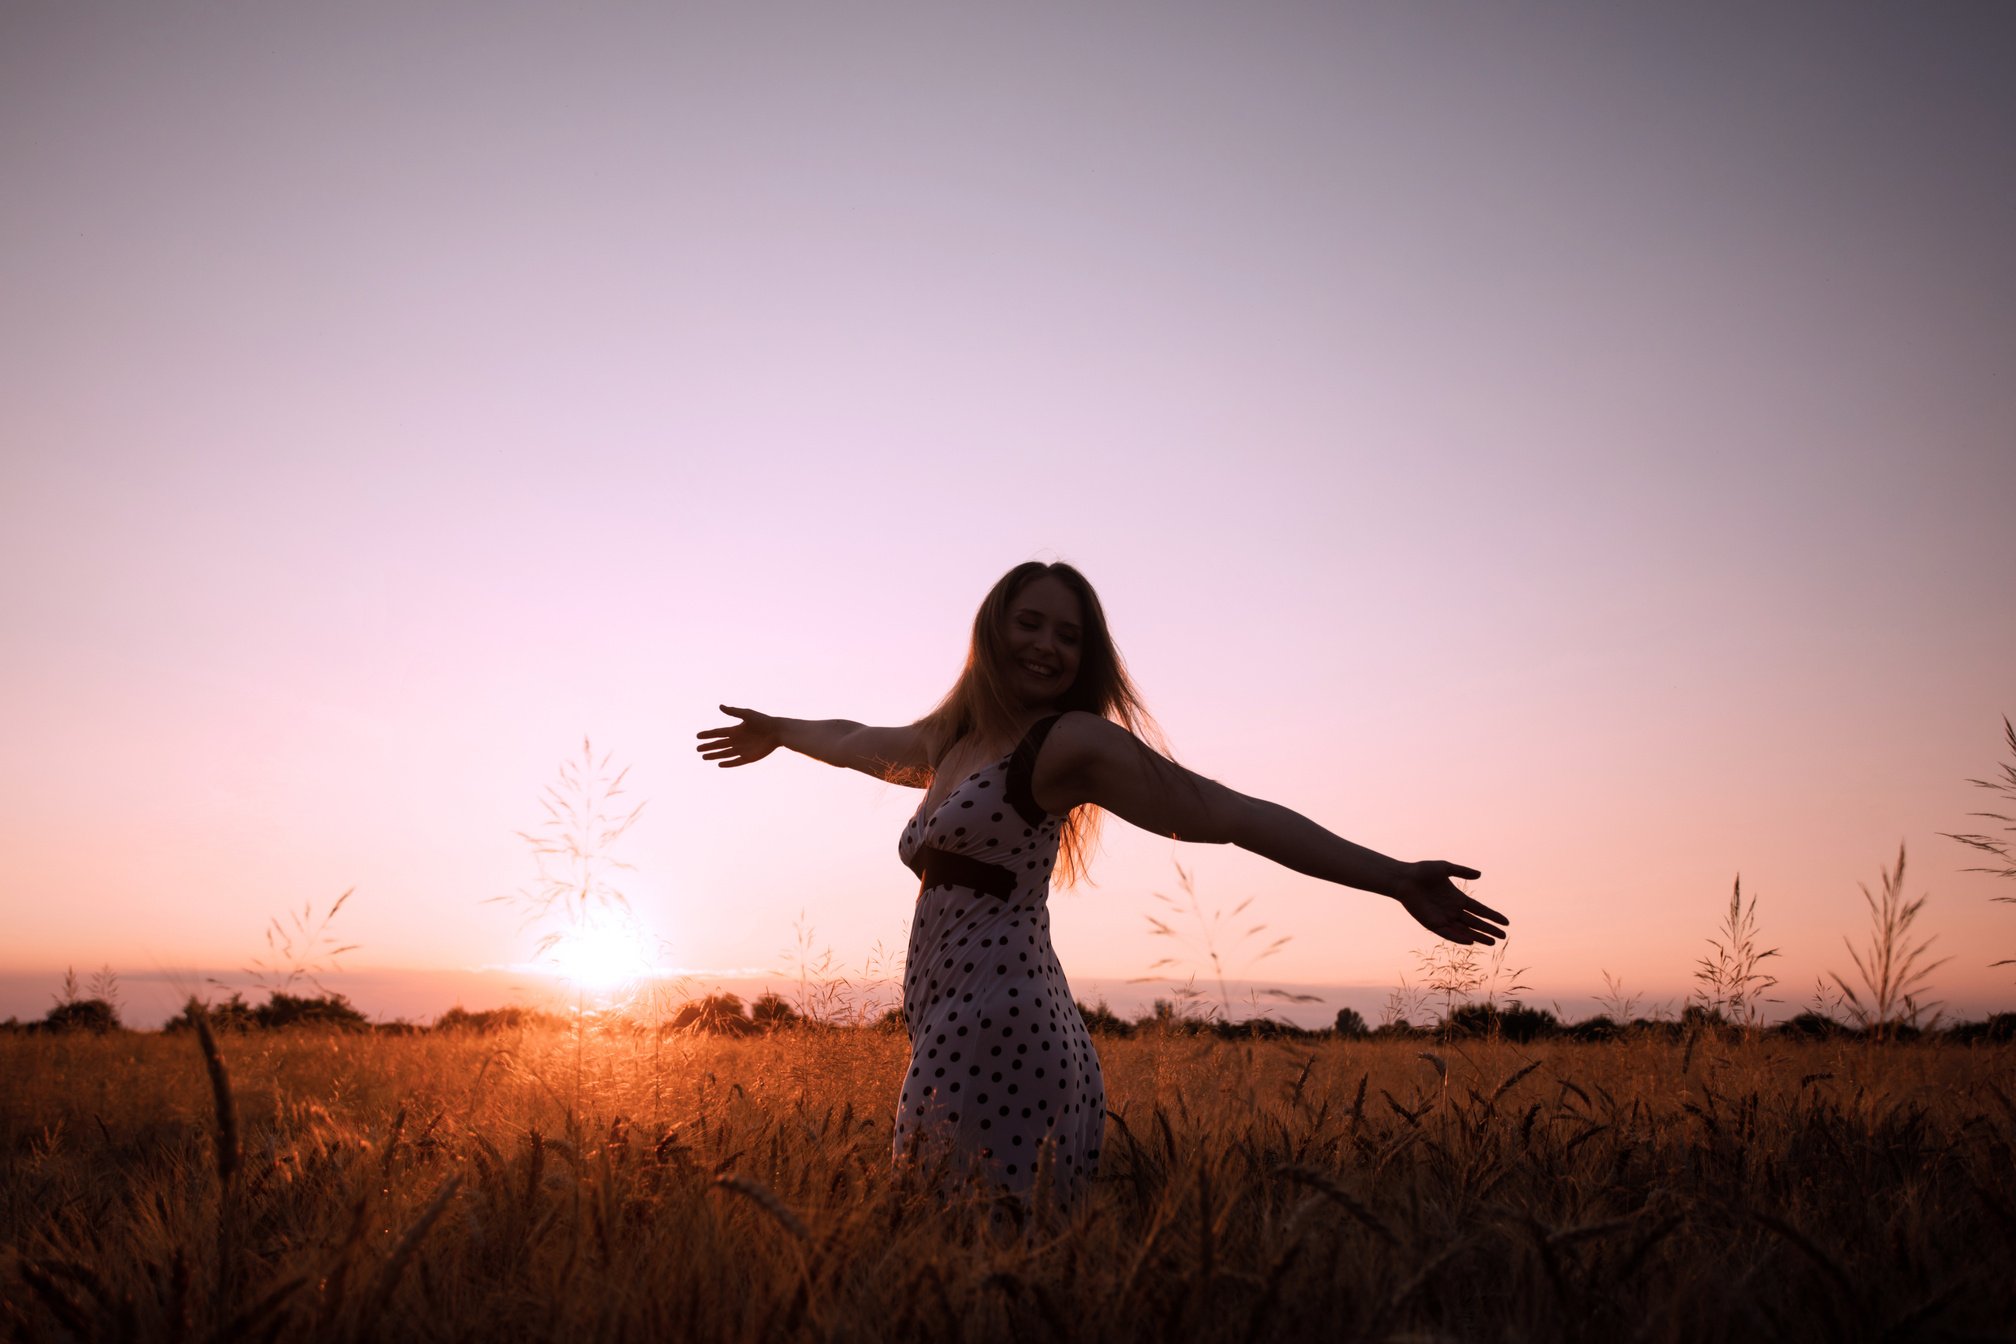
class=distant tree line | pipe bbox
[1092,1000,2016,1045]
[7,975,2013,1043]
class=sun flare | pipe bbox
[548,919,654,993]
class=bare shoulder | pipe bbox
[1033,711,1139,811]
[1041,710,1132,762]
[1036,711,1249,842]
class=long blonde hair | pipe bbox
[912,562,1164,887]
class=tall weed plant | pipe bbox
[1692,876,1779,1031]
[1830,844,1949,1038]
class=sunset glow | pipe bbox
[1,2,2012,1030]
[544,919,656,996]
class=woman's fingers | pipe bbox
[1461,888,1508,918]
[697,706,777,770]
[1433,861,1507,928]
[1411,882,1509,944]
[1462,904,1509,932]
[1465,915,1509,940]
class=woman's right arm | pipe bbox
[696,705,932,783]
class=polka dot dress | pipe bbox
[893,714,1104,1204]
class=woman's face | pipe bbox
[1003,574,1084,707]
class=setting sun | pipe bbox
[546,919,655,994]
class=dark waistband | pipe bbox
[910,846,1015,901]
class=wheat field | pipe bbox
[3,1023,2011,1342]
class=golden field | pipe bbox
[3,1024,2012,1342]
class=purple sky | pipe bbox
[3,1,2013,1025]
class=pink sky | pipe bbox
[3,2,2013,1025]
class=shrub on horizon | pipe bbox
[1773,1010,1850,1041]
[1333,1007,1369,1038]
[1444,1002,1560,1042]
[254,991,370,1031]
[750,992,799,1028]
[1567,1015,1621,1043]
[1076,999,1134,1036]
[668,993,757,1035]
[1944,1012,2016,1044]
[1131,1008,1205,1036]
[1680,1004,1734,1041]
[41,997,121,1034]
[1210,1016,1316,1041]
[163,990,368,1031]
[41,965,123,1033]
[433,1004,564,1033]
[163,993,258,1033]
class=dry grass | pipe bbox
[1831,845,1951,1038]
[3,1025,2012,1342]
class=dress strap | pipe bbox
[1002,714,1065,827]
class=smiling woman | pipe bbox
[695,560,1504,1209]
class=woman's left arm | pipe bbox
[1038,714,1507,945]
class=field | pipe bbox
[3,1024,2012,1343]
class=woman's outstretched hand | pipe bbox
[696,705,783,768]
[1390,862,1507,945]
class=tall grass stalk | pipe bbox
[1692,876,1779,1031]
[1479,940,1531,1012]
[192,1009,240,1313]
[1133,860,1314,1023]
[1380,973,1427,1028]
[244,889,359,997]
[1941,714,2016,977]
[1830,843,1950,1039]
[500,737,646,933]
[1414,941,1484,1025]
[1941,714,2016,883]
[1597,970,1642,1023]
[494,738,649,1118]
[779,911,849,1024]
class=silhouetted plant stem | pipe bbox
[193,1010,239,1317]
[1830,843,1951,1039]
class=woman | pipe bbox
[696,561,1505,1205]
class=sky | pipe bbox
[3,1,2013,1028]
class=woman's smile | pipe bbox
[1006,574,1082,700]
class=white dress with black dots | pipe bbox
[893,713,1105,1203]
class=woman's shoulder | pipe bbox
[1040,710,1136,764]
[1027,711,1136,815]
